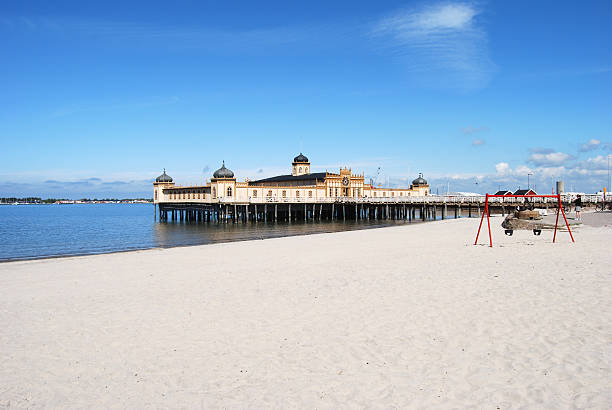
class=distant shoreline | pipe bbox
[0,201,153,205]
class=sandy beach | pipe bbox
[1,214,611,408]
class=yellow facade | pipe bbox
[154,154,429,204]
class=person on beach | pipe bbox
[574,194,582,221]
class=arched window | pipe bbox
[329,188,333,196]
[212,187,216,197]
[391,192,394,197]
[227,187,233,197]
[373,192,377,197]
[335,188,338,196]
[383,192,386,197]
[296,190,300,197]
[267,190,272,197]
[282,190,286,198]
[253,190,257,197]
[308,191,312,198]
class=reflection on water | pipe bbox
[153,219,418,248]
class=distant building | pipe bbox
[513,189,537,196]
[494,190,513,196]
[153,153,430,204]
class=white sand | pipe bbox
[1,217,611,408]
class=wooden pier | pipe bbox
[156,194,600,223]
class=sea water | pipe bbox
[0,203,428,261]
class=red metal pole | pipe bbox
[474,196,487,245]
[486,195,492,247]
[553,196,560,243]
[559,195,575,242]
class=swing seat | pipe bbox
[504,229,513,236]
[533,229,542,236]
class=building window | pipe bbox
[400,192,402,196]
[296,191,300,197]
[212,187,216,197]
[155,191,158,200]
[308,191,312,198]
[383,192,386,197]
[373,192,377,197]
[329,188,333,196]
[335,188,338,196]
[282,190,286,198]
[391,192,394,197]
[197,193,200,199]
[227,187,233,197]
[253,190,257,197]
[267,190,272,197]
[299,167,302,173]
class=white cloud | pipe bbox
[527,151,572,166]
[371,2,495,90]
[405,3,477,30]
[514,165,533,175]
[495,162,511,175]
[580,155,609,170]
[579,138,601,152]
[537,166,566,178]
[462,125,488,135]
[471,138,485,146]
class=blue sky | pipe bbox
[1,0,610,198]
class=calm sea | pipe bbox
[0,203,433,261]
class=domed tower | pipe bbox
[153,169,174,203]
[410,173,429,196]
[211,161,236,199]
[292,153,310,176]
[212,161,235,179]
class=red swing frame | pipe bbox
[474,194,575,247]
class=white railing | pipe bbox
[159,193,603,205]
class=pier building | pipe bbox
[154,153,429,206]
[152,154,592,223]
